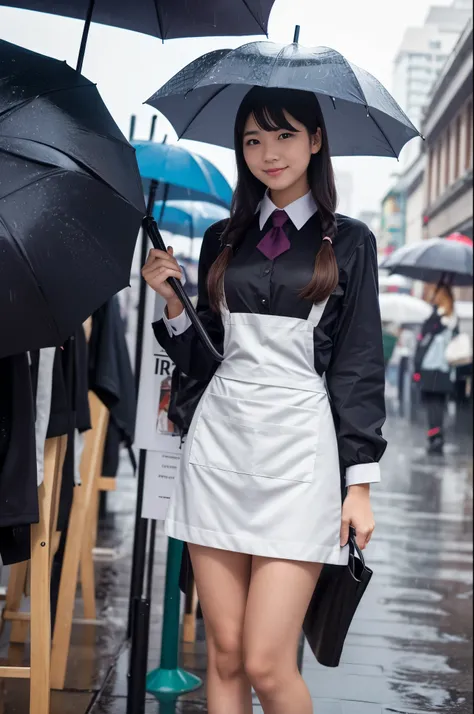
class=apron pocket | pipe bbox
[189,393,320,483]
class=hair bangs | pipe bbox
[251,102,299,134]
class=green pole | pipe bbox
[146,537,202,703]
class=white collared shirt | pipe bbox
[258,190,318,231]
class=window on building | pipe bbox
[436,140,442,199]
[445,126,451,188]
[429,40,442,50]
[466,101,473,171]
[454,114,462,180]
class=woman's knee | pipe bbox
[244,650,290,696]
[208,630,245,681]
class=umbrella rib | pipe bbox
[0,162,68,202]
[179,85,230,139]
[339,55,368,105]
[367,111,399,159]
[268,44,289,87]
[151,0,165,40]
[239,0,267,35]
[0,85,130,148]
[188,152,218,199]
[1,134,140,210]
[338,55,399,159]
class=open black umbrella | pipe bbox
[380,237,473,287]
[0,39,146,358]
[1,0,277,71]
[146,28,421,157]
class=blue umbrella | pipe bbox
[133,141,232,209]
[135,142,229,392]
[153,200,229,239]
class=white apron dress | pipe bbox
[164,306,349,566]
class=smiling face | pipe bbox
[242,110,321,198]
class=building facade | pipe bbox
[422,18,473,240]
[393,0,472,168]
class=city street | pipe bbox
[1,402,471,714]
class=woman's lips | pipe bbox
[264,167,287,176]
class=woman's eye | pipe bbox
[246,139,259,146]
[279,132,293,140]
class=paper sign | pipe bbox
[141,445,182,521]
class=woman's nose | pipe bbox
[263,147,280,163]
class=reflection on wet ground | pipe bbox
[0,407,472,713]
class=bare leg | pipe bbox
[188,544,253,714]
[243,557,323,714]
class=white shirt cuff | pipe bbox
[163,307,192,337]
[345,462,381,487]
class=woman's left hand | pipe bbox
[340,484,375,551]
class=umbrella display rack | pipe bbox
[0,377,111,709]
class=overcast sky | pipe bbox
[0,0,451,215]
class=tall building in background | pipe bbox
[393,0,472,167]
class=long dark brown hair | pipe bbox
[207,87,339,311]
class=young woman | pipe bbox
[142,87,387,714]
[415,284,458,455]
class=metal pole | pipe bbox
[129,115,137,142]
[76,0,96,73]
[293,25,301,44]
[127,178,159,640]
[149,115,158,142]
[146,538,202,702]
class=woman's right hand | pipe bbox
[141,247,183,302]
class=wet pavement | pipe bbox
[0,401,472,713]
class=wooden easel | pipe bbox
[1,391,110,695]
[183,578,199,644]
[49,391,109,690]
[0,435,67,714]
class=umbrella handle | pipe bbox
[142,217,224,363]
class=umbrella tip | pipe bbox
[293,25,300,44]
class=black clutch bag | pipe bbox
[302,528,373,667]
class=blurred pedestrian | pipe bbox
[382,322,400,369]
[143,87,386,714]
[414,284,458,454]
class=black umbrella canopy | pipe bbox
[0,0,276,39]
[380,238,473,287]
[146,41,421,157]
[0,40,146,358]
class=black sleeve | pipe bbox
[326,230,387,476]
[152,222,225,381]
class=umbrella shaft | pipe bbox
[76,0,96,73]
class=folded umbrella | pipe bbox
[380,237,473,287]
[146,31,421,157]
[0,40,145,359]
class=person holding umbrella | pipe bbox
[142,84,387,714]
[414,284,461,455]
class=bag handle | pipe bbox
[348,527,366,581]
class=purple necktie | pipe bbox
[257,210,291,260]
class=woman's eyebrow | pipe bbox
[243,129,260,137]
